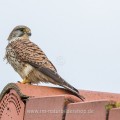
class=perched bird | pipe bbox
[5,25,85,101]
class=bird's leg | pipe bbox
[18,76,31,84]
[21,78,30,84]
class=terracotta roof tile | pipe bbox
[0,83,120,120]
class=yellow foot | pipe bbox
[19,78,31,84]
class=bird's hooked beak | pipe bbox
[23,28,31,36]
[27,32,32,36]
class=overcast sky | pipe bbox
[0,0,120,93]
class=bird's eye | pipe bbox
[20,29,24,32]
[18,28,25,32]
[22,29,26,32]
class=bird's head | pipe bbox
[7,25,31,41]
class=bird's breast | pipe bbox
[6,47,33,78]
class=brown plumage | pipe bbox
[5,25,85,101]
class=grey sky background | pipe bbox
[0,0,120,93]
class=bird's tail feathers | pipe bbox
[61,82,85,101]
[31,64,85,101]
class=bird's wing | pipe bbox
[9,39,57,72]
[9,39,85,101]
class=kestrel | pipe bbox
[5,25,85,101]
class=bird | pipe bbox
[4,25,85,101]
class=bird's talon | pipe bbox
[20,78,31,84]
